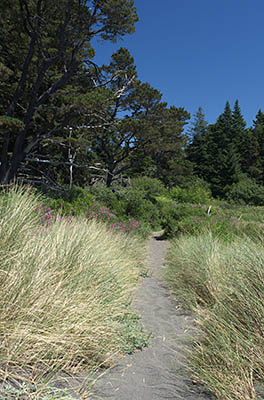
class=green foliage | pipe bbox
[117,187,161,224]
[87,184,126,215]
[130,177,167,199]
[186,108,210,180]
[40,184,153,238]
[158,202,209,238]
[187,100,249,197]
[116,313,149,354]
[0,382,77,400]
[176,214,232,240]
[156,196,264,240]
[187,106,208,142]
[45,186,93,216]
[0,0,138,184]
[225,175,264,205]
[85,182,164,228]
[169,183,212,205]
[0,115,25,129]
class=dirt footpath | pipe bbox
[92,233,213,400]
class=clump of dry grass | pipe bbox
[165,233,264,400]
[0,186,147,396]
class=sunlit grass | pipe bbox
[165,233,264,400]
[0,186,147,397]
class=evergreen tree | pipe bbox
[240,128,261,180]
[231,100,247,166]
[232,100,246,134]
[251,109,264,183]
[186,106,209,180]
[254,109,264,127]
[215,100,233,146]
[148,106,191,186]
[204,101,241,196]
[188,106,208,141]
[0,0,138,184]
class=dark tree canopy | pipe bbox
[0,0,138,184]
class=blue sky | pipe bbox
[92,0,264,128]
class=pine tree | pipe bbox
[0,0,139,184]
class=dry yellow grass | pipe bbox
[0,186,146,395]
[165,233,264,400]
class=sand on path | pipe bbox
[92,233,213,400]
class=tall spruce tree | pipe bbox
[204,101,241,196]
[186,106,209,180]
[187,106,208,140]
[231,99,247,163]
[251,109,264,183]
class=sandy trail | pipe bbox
[92,233,213,400]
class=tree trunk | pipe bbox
[106,169,114,187]
[0,131,11,183]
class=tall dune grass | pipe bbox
[165,233,264,400]
[0,186,147,395]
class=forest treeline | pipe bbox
[1,0,264,205]
[187,102,264,203]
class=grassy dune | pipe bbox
[165,233,264,400]
[0,187,147,397]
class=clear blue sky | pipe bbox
[92,0,264,128]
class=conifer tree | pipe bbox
[231,99,247,162]
[204,101,241,196]
[232,100,246,134]
[251,109,264,183]
[0,0,138,184]
[186,106,210,180]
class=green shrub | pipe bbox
[156,201,209,238]
[177,214,233,240]
[169,183,212,205]
[130,177,167,200]
[225,176,264,205]
[157,197,264,240]
[117,187,161,227]
[44,189,93,217]
[86,184,126,215]
[86,183,162,229]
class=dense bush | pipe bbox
[130,176,167,200]
[41,180,264,241]
[116,186,161,224]
[225,175,264,205]
[40,184,153,238]
[85,180,163,229]
[86,184,126,215]
[156,199,210,238]
[169,182,212,205]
